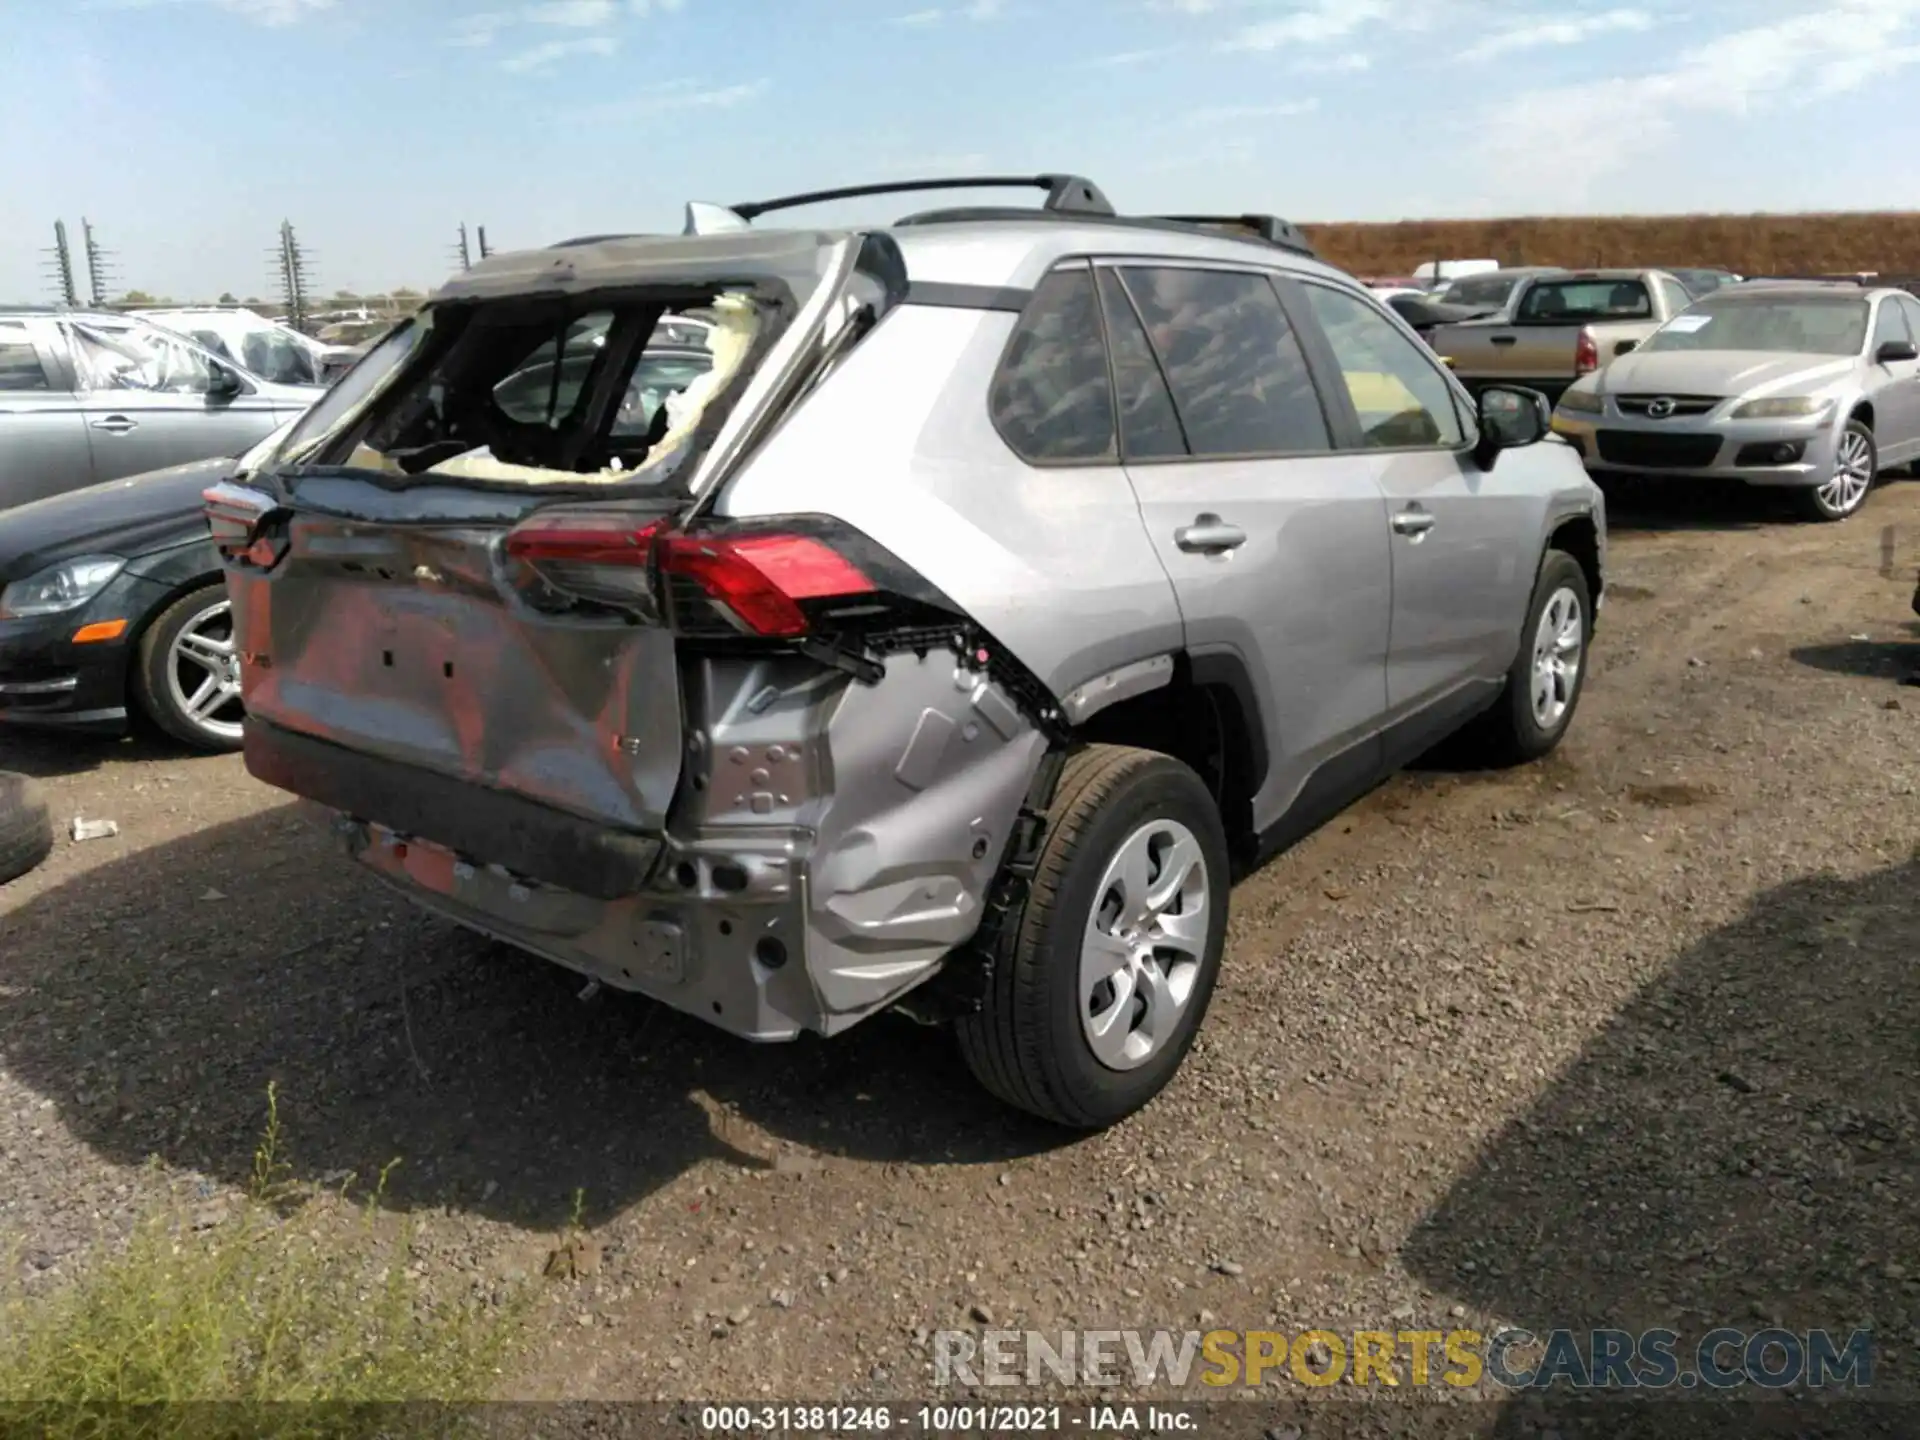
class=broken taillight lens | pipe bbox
[501,510,877,638]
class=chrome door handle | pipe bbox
[1174,515,1247,554]
[1391,508,1436,537]
[90,415,137,433]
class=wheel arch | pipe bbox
[1063,648,1268,870]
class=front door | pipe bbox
[1291,279,1537,723]
[1874,298,1920,468]
[64,320,284,483]
[1098,261,1393,833]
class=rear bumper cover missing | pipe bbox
[244,719,663,902]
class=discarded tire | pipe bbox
[0,771,54,885]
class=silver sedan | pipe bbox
[1549,281,1920,521]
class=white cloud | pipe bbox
[89,0,337,21]
[1222,0,1391,50]
[1296,49,1369,72]
[525,0,615,23]
[1474,0,1920,206]
[1181,97,1320,125]
[566,76,769,121]
[450,9,510,45]
[215,0,333,20]
[1084,45,1180,66]
[888,1,1004,22]
[1458,7,1655,63]
[501,33,617,71]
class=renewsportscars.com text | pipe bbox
[934,1326,1874,1391]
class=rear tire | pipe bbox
[955,745,1230,1130]
[133,584,246,753]
[1796,418,1876,522]
[0,771,54,885]
[1463,548,1592,767]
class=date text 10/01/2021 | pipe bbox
[699,1405,1188,1433]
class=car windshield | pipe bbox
[1441,274,1519,307]
[1637,298,1869,356]
[1514,279,1652,323]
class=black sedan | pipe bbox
[0,454,243,751]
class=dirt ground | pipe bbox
[3,480,1919,1435]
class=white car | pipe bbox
[132,308,357,389]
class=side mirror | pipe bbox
[1474,384,1549,469]
[207,360,244,397]
[1614,338,1639,356]
[1876,340,1919,364]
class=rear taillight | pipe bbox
[1574,328,1599,375]
[655,532,873,638]
[501,510,879,638]
[204,482,287,571]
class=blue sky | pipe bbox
[4,0,1920,300]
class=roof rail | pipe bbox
[1151,213,1317,259]
[1737,273,1879,285]
[680,174,1114,236]
[732,173,1114,222]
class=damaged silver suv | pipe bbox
[205,174,1606,1129]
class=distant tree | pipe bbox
[390,286,423,301]
[243,296,265,307]
[217,291,238,305]
[118,289,157,306]
[332,288,360,303]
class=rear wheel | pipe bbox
[133,584,246,752]
[0,771,54,884]
[955,745,1230,1130]
[1797,419,1876,522]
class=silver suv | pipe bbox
[206,174,1606,1128]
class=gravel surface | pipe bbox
[3,481,1918,1434]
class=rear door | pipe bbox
[1099,260,1392,832]
[1291,278,1536,725]
[0,319,94,512]
[66,320,285,480]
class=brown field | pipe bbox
[1299,210,1920,278]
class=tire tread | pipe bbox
[956,744,1201,1128]
[0,771,54,885]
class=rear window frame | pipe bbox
[282,280,801,503]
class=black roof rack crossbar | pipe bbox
[731,173,1114,222]
[1152,213,1317,258]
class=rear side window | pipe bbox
[1095,268,1186,460]
[989,266,1115,463]
[1516,280,1651,322]
[0,326,48,390]
[1119,266,1329,457]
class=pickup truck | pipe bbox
[1426,268,1696,404]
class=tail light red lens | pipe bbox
[503,513,665,565]
[656,533,875,638]
[501,509,877,638]
[1574,328,1599,375]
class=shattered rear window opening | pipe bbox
[299,286,773,495]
